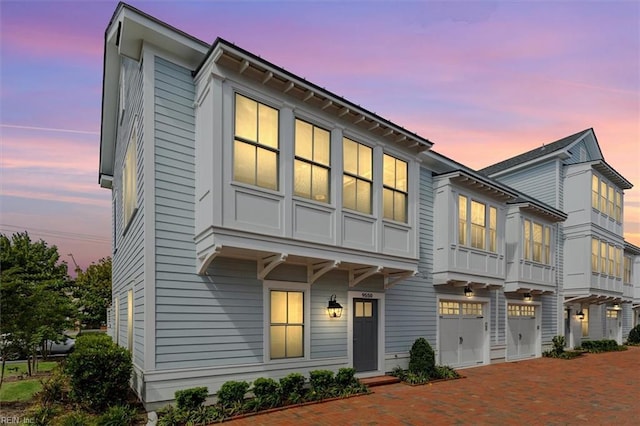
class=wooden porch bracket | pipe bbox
[349,266,382,288]
[308,260,340,285]
[384,270,418,289]
[257,253,288,280]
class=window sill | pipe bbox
[454,244,499,257]
[293,195,334,210]
[522,259,552,268]
[231,181,283,199]
[382,218,410,228]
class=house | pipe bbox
[98,3,638,408]
[480,128,636,347]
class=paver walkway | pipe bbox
[226,346,640,425]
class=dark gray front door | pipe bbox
[353,299,377,372]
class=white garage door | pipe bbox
[606,309,620,343]
[507,304,537,360]
[439,301,485,367]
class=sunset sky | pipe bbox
[1,0,638,271]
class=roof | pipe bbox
[479,128,592,176]
[624,241,640,255]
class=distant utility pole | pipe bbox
[68,253,82,274]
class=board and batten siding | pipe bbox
[112,56,145,369]
[385,167,435,358]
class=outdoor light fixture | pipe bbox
[464,287,473,298]
[327,294,343,318]
[576,310,585,321]
[523,293,532,302]
[613,303,621,311]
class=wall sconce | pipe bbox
[523,293,532,302]
[464,287,473,298]
[327,294,343,318]
[612,303,621,311]
[576,310,585,321]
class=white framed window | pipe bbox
[458,195,498,253]
[234,93,279,190]
[383,154,408,222]
[122,120,138,228]
[608,244,615,276]
[489,207,497,252]
[470,200,486,250]
[615,192,622,222]
[591,238,599,272]
[591,175,599,210]
[600,241,607,274]
[458,195,468,246]
[294,119,330,203]
[264,282,310,361]
[593,173,623,222]
[524,219,551,264]
[127,288,134,353]
[439,301,459,316]
[624,255,632,284]
[343,138,372,214]
[615,248,622,279]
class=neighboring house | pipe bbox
[480,128,636,347]
[98,3,638,408]
[624,242,640,327]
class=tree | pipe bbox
[73,257,112,329]
[0,232,72,384]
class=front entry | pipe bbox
[353,299,377,372]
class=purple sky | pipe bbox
[1,1,639,271]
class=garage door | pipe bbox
[439,301,485,367]
[507,304,536,360]
[606,309,620,343]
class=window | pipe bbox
[355,301,374,317]
[608,186,615,217]
[458,195,468,246]
[581,306,589,337]
[343,138,372,214]
[608,244,615,276]
[600,180,607,212]
[383,154,408,222]
[270,290,304,359]
[624,255,632,284]
[544,227,551,264]
[615,248,622,278]
[461,303,482,316]
[615,192,622,222]
[606,310,618,319]
[524,220,551,264]
[439,301,459,315]
[508,305,535,317]
[294,119,330,202]
[600,241,607,274]
[127,289,133,353]
[591,175,599,209]
[489,207,497,252]
[234,94,279,190]
[470,201,486,250]
[591,238,599,272]
[122,123,137,226]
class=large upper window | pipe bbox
[270,290,304,359]
[123,124,137,227]
[383,154,408,222]
[523,220,551,264]
[600,241,607,274]
[343,138,372,214]
[294,119,330,202]
[458,196,497,252]
[592,174,623,222]
[234,94,279,190]
[591,238,599,272]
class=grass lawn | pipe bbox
[0,379,42,402]
[3,361,58,377]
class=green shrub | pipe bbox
[156,405,184,426]
[27,406,61,426]
[580,339,624,353]
[335,368,357,387]
[390,366,407,381]
[408,337,435,377]
[65,334,132,411]
[251,377,281,409]
[37,367,68,407]
[433,365,460,380]
[216,380,249,407]
[279,373,306,403]
[96,405,137,426]
[309,370,335,399]
[56,411,94,426]
[628,325,640,344]
[551,335,565,356]
[175,386,208,412]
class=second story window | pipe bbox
[294,119,330,203]
[383,154,408,222]
[624,255,632,284]
[600,241,607,274]
[123,123,137,227]
[458,196,497,253]
[234,94,279,190]
[592,173,623,222]
[343,138,372,214]
[524,220,551,264]
[591,238,598,272]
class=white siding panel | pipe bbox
[496,161,558,208]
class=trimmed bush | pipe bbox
[279,373,306,403]
[251,377,281,409]
[335,367,357,387]
[408,337,435,377]
[216,380,249,407]
[551,335,565,356]
[175,386,208,412]
[56,411,93,426]
[580,339,624,353]
[65,334,132,411]
[96,405,137,426]
[627,325,640,344]
[309,370,335,399]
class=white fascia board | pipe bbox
[488,150,571,179]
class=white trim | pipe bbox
[436,294,491,368]
[263,280,311,363]
[347,290,385,378]
[142,43,157,371]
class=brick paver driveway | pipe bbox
[227,346,640,425]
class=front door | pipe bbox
[353,299,377,372]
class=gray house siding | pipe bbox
[492,291,506,346]
[495,161,558,208]
[385,167,435,354]
[112,56,145,369]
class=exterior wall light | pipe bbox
[576,310,585,321]
[523,293,532,302]
[327,294,343,318]
[612,303,621,311]
[464,287,473,298]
